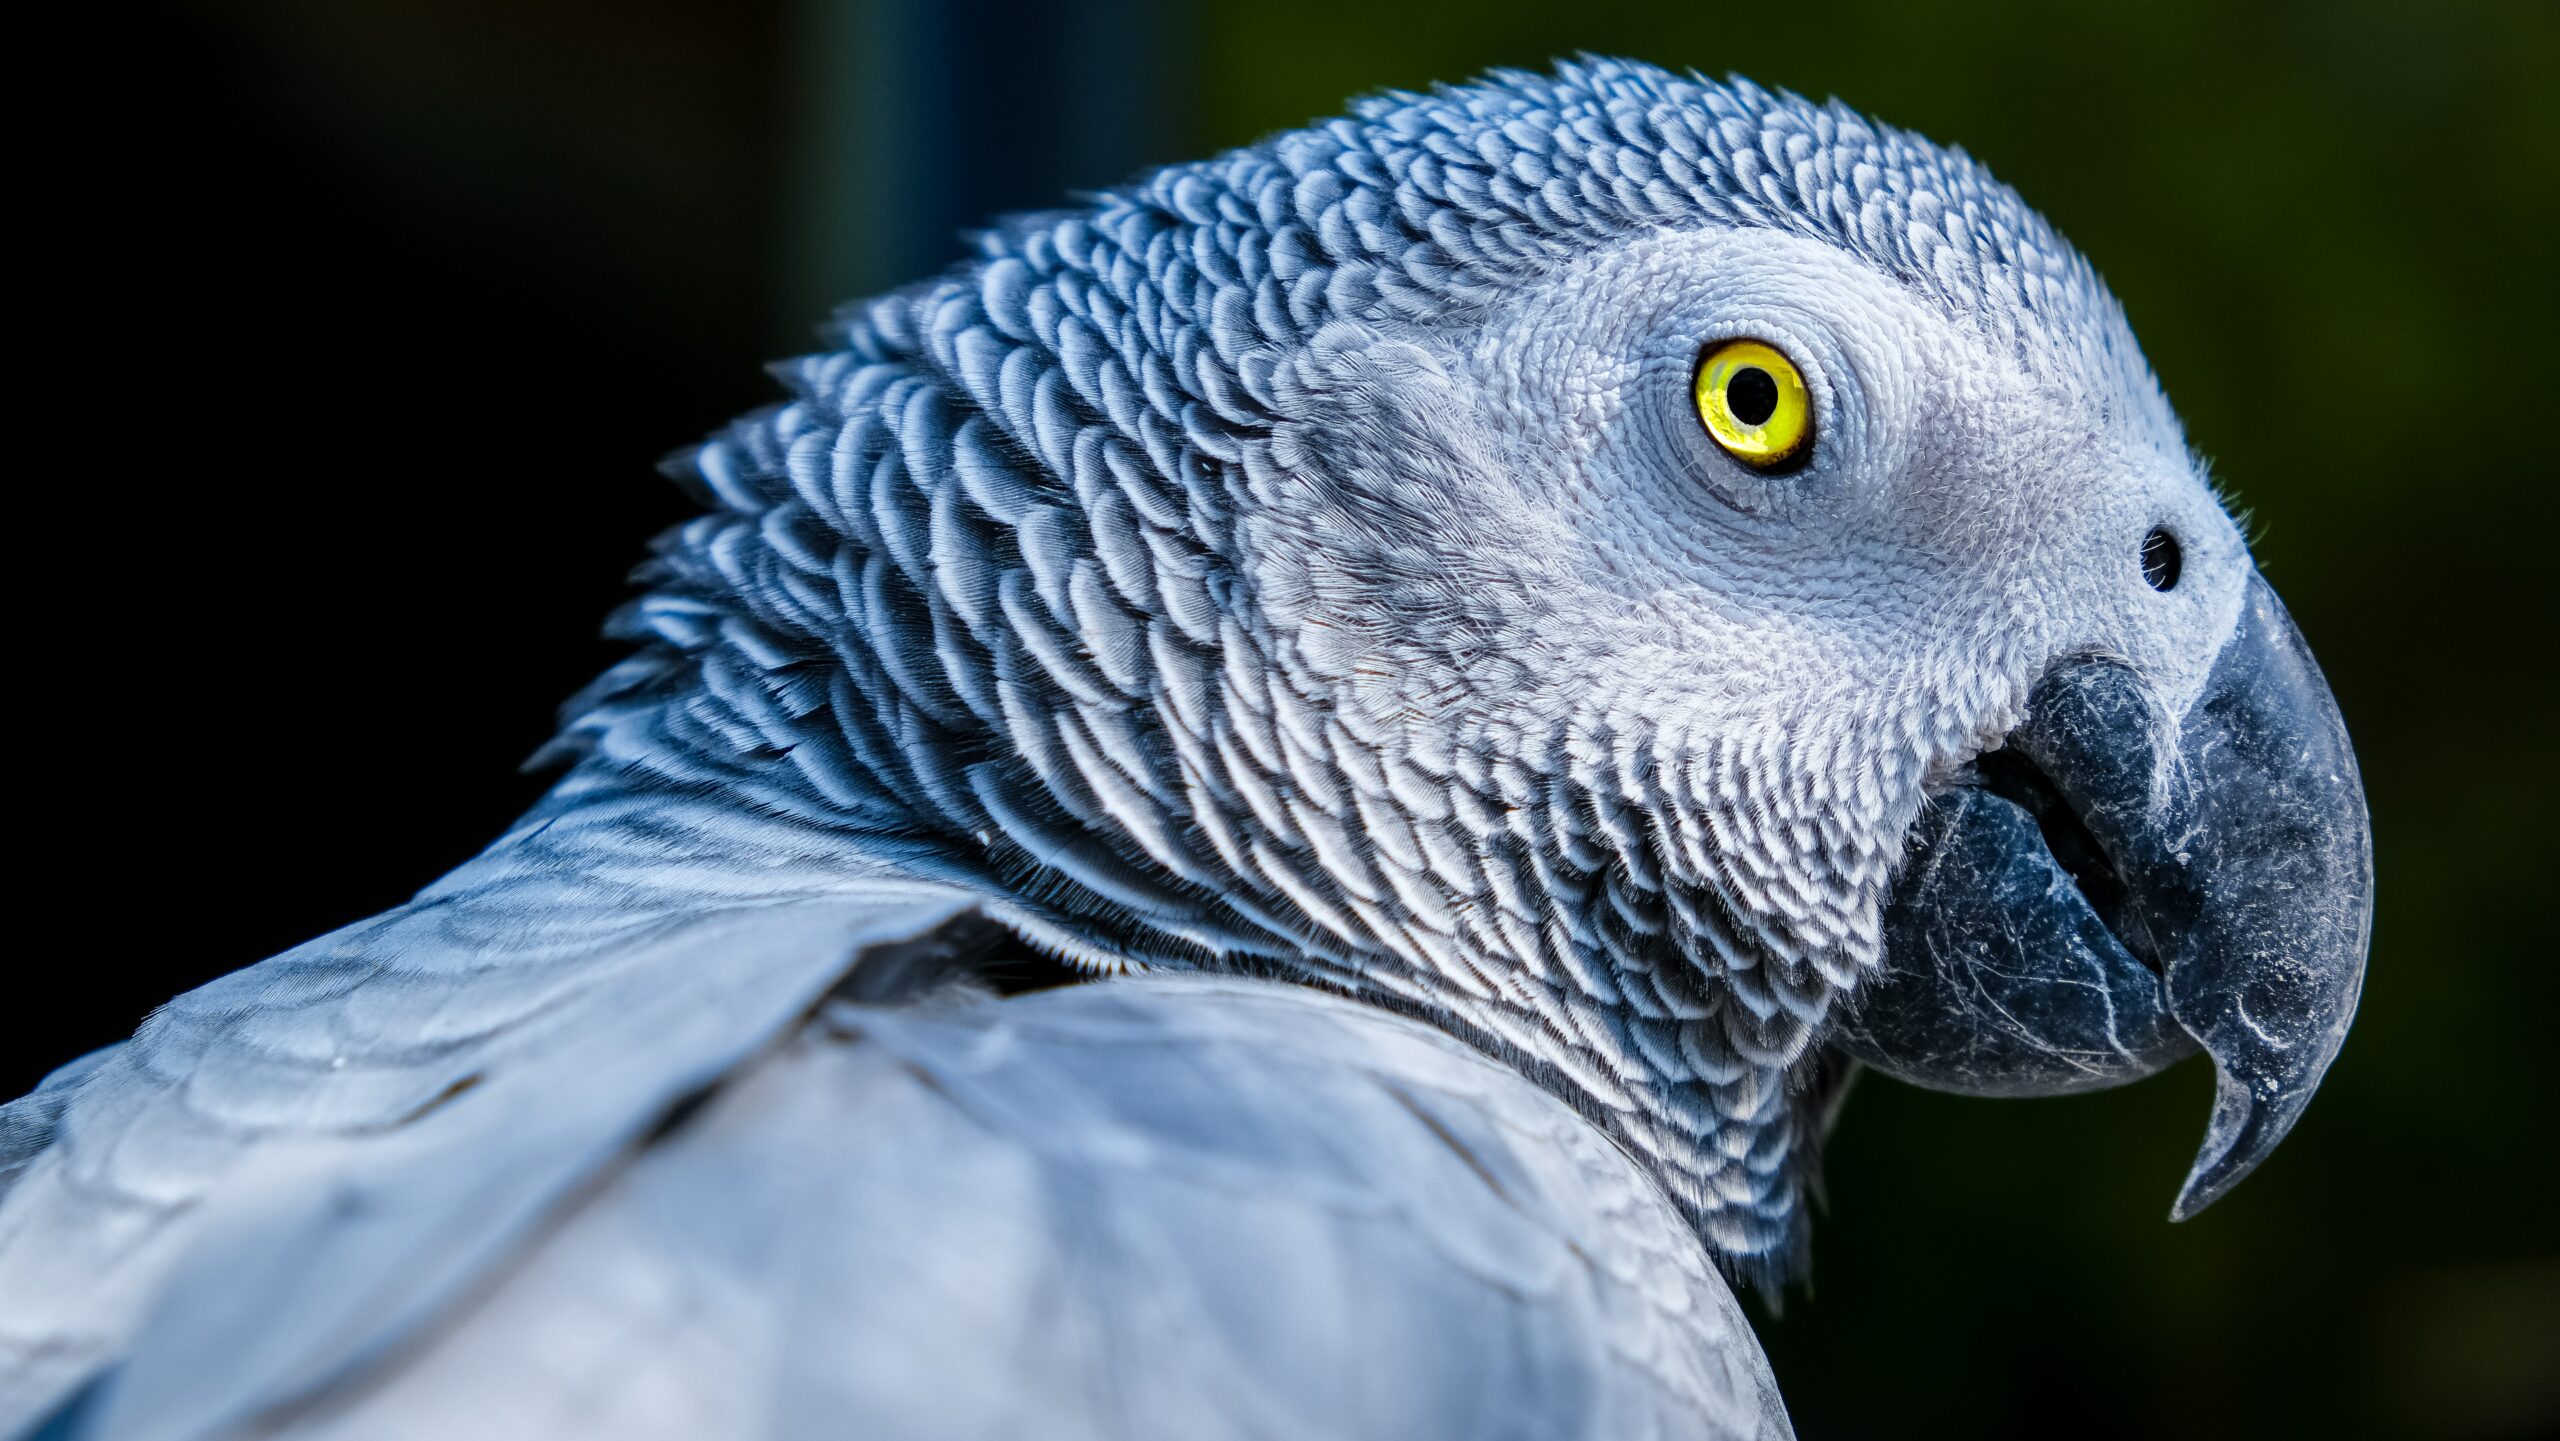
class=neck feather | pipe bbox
[534,172,1846,1279]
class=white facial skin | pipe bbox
[1503,223,2249,720]
[1245,227,2250,1012]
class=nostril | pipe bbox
[2141,526,2183,592]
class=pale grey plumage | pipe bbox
[98,976,1784,1440]
[1,797,975,1428]
[0,52,2358,1441]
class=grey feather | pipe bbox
[106,978,1784,1441]
[82,892,981,1441]
[0,789,977,1426]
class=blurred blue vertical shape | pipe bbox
[782,0,1187,343]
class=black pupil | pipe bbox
[1726,367,1779,426]
[2141,526,2183,591]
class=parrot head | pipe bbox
[577,58,2371,1279]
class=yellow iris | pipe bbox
[1694,339,1812,467]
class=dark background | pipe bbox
[28,2,2555,1436]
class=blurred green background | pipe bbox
[49,2,2556,1436]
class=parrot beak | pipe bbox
[1840,574,2373,1220]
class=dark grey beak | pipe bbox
[1837,575,2373,1219]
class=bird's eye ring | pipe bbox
[1694,339,1812,469]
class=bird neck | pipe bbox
[525,207,1836,1280]
[531,438,1825,1284]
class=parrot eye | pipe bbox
[1694,339,1812,469]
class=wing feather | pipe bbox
[0,879,981,1432]
[80,976,1789,1441]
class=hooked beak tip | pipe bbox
[2153,573,2372,1218]
[2169,1064,2278,1221]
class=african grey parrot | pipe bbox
[0,57,2372,1440]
